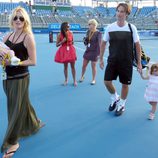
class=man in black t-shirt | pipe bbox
[100,3,142,116]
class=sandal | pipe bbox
[63,81,68,86]
[148,112,155,120]
[5,150,17,157]
[3,144,19,158]
[79,76,85,83]
[38,119,45,129]
[74,81,77,87]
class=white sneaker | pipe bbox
[90,80,96,85]
[115,104,125,116]
[109,99,120,112]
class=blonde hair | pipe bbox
[9,6,32,34]
[88,19,98,27]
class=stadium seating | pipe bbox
[0,14,8,27]
[32,5,52,16]
[0,2,19,14]
[73,6,96,16]
[41,16,59,25]
[107,7,116,17]
[0,2,157,30]
[95,6,107,17]
[56,10,73,16]
[34,9,52,16]
[54,6,74,17]
[0,2,29,14]
[95,7,116,17]
[138,6,156,17]
[129,7,138,17]
[29,15,44,27]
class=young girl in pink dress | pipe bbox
[141,64,158,120]
[55,22,77,86]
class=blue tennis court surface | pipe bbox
[0,34,158,158]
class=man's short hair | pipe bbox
[116,3,131,15]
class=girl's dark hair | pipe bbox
[150,64,158,75]
[60,22,69,38]
[116,3,131,15]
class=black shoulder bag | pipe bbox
[128,23,150,69]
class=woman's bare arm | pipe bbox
[22,33,36,66]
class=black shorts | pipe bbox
[104,62,133,85]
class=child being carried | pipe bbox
[0,41,20,66]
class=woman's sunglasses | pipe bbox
[13,16,25,22]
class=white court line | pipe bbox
[75,45,85,52]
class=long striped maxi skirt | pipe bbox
[1,75,41,153]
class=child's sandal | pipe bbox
[148,112,155,120]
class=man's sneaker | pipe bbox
[115,105,125,116]
[109,99,120,112]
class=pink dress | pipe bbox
[54,31,77,63]
[144,75,158,102]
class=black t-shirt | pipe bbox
[103,22,140,65]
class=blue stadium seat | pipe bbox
[138,6,156,16]
[73,6,96,16]
[57,10,73,16]
[35,9,52,16]
[95,7,107,17]
[0,2,30,14]
[95,7,116,17]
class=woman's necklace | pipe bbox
[11,31,23,48]
[88,30,96,47]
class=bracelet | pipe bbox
[19,61,23,65]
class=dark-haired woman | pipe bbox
[55,22,77,86]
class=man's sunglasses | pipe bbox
[13,16,25,22]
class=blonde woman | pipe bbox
[79,19,101,85]
[1,6,44,157]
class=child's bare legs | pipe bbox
[150,102,157,114]
[70,62,77,86]
[64,63,68,85]
[149,102,157,120]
